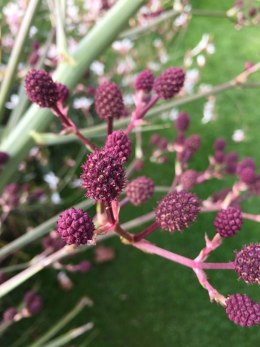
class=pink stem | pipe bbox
[125,95,159,134]
[120,197,129,207]
[242,212,260,222]
[132,239,196,268]
[200,261,235,270]
[52,105,96,151]
[133,222,158,242]
[194,233,222,263]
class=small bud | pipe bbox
[134,69,154,93]
[3,307,17,322]
[175,112,190,132]
[214,207,243,238]
[214,138,226,151]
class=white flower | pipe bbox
[51,192,62,204]
[183,69,200,94]
[197,54,206,67]
[29,26,38,37]
[232,129,245,142]
[112,39,133,54]
[73,97,92,110]
[90,61,104,76]
[202,97,216,124]
[5,94,19,109]
[44,172,59,190]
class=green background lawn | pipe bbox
[2,0,260,346]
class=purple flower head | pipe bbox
[77,260,92,273]
[225,152,239,174]
[0,151,9,165]
[24,291,43,315]
[94,81,125,120]
[182,135,201,162]
[214,207,243,238]
[3,307,17,322]
[134,69,154,93]
[150,134,161,145]
[180,170,198,190]
[126,176,155,206]
[105,130,131,164]
[235,244,260,284]
[249,175,260,196]
[56,82,69,103]
[153,67,185,99]
[158,138,168,150]
[25,69,59,108]
[57,208,94,246]
[155,191,200,232]
[214,150,225,164]
[214,138,226,151]
[81,148,126,202]
[237,157,256,175]
[226,294,260,327]
[239,167,256,185]
[175,112,190,132]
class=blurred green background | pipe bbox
[2,0,260,346]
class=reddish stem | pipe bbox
[107,116,113,136]
[200,261,235,270]
[133,222,158,242]
[51,105,96,152]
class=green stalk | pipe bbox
[0,0,40,120]
[32,123,171,146]
[42,323,94,347]
[0,0,144,192]
[29,297,91,347]
[0,199,93,260]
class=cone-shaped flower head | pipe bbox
[81,149,126,202]
[175,112,190,132]
[57,208,94,246]
[225,294,260,327]
[134,69,154,93]
[25,69,59,107]
[105,130,131,163]
[153,67,185,99]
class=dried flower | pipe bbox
[155,191,200,232]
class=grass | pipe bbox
[1,0,260,346]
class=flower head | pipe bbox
[153,67,185,99]
[180,170,198,190]
[94,81,125,119]
[214,138,226,151]
[235,244,260,284]
[105,130,131,163]
[3,307,17,322]
[155,191,200,232]
[214,207,243,238]
[56,82,69,103]
[25,69,59,107]
[175,112,190,132]
[24,291,43,315]
[57,208,94,246]
[134,69,154,93]
[126,176,155,206]
[81,149,126,202]
[225,294,260,327]
[0,151,9,165]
